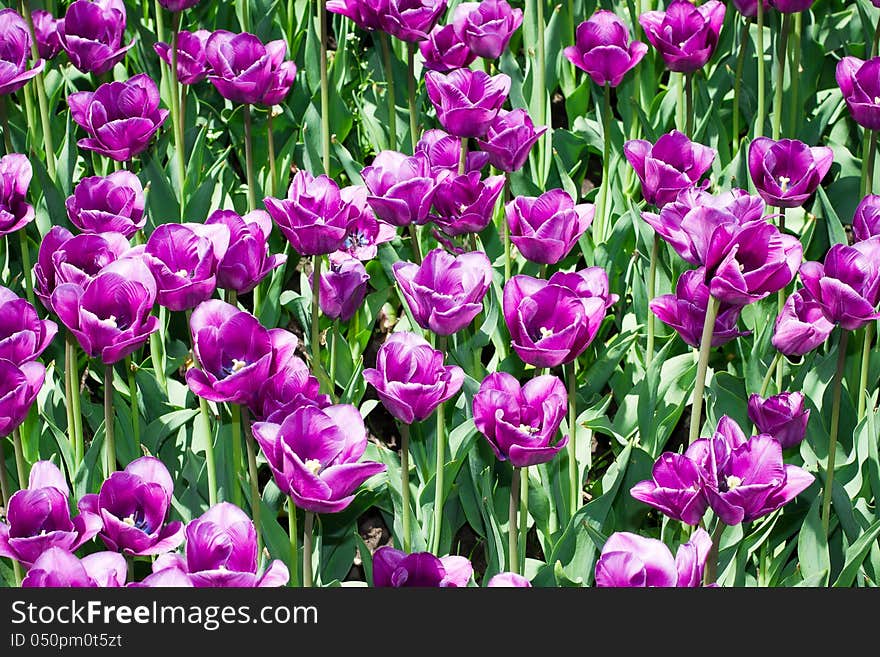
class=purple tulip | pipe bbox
[416,129,489,180]
[624,131,716,208]
[252,404,386,514]
[473,372,569,467]
[748,138,834,208]
[66,171,146,238]
[836,57,880,131]
[476,109,547,173]
[22,548,127,588]
[688,416,814,525]
[185,300,274,407]
[326,0,388,31]
[154,29,211,85]
[0,461,101,568]
[0,359,43,439]
[362,150,438,227]
[564,10,648,87]
[264,171,351,255]
[34,227,131,311]
[431,171,505,236]
[205,31,292,105]
[205,209,286,295]
[363,331,464,424]
[337,186,398,260]
[130,567,194,588]
[419,24,476,73]
[768,0,814,13]
[853,194,880,241]
[595,529,713,587]
[373,546,473,587]
[260,57,297,107]
[0,286,58,363]
[148,503,289,588]
[68,74,169,162]
[487,572,531,587]
[799,238,880,330]
[639,0,725,74]
[630,450,709,526]
[393,248,492,335]
[506,189,594,265]
[32,10,62,61]
[731,0,769,18]
[51,257,160,365]
[144,222,230,311]
[157,0,201,11]
[311,253,370,322]
[772,289,835,356]
[425,68,511,139]
[78,456,184,556]
[381,0,448,43]
[503,269,616,368]
[451,0,523,60]
[748,392,809,449]
[650,269,750,348]
[58,0,133,76]
[0,153,35,237]
[0,9,45,95]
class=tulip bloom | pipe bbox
[326,0,387,31]
[205,31,293,106]
[431,172,505,236]
[0,153,35,238]
[393,248,492,335]
[416,129,489,180]
[22,548,127,588]
[650,269,749,348]
[205,209,286,295]
[853,194,880,241]
[506,189,594,265]
[0,286,58,363]
[58,0,133,76]
[772,289,835,356]
[748,392,809,449]
[338,186,398,260]
[473,372,569,467]
[65,171,146,238]
[451,0,523,60]
[144,222,230,312]
[312,253,370,322]
[363,331,464,424]
[0,9,45,95]
[425,69,511,139]
[68,74,169,162]
[564,10,648,87]
[154,29,211,85]
[373,546,473,587]
[748,138,834,208]
[149,504,289,588]
[595,529,713,587]
[836,57,880,131]
[731,0,769,18]
[768,0,815,12]
[381,0,447,43]
[362,151,438,226]
[79,456,185,556]
[624,131,716,208]
[639,0,725,74]
[630,450,709,526]
[32,10,62,61]
[252,404,386,514]
[158,0,202,11]
[419,24,476,73]
[487,572,531,587]
[0,359,43,438]
[264,171,351,255]
[503,269,615,368]
[476,109,547,173]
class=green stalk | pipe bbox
[598,84,611,244]
[400,423,412,553]
[756,0,766,138]
[303,511,315,587]
[379,32,397,151]
[311,255,323,381]
[21,1,56,180]
[567,361,579,516]
[503,173,511,281]
[685,73,694,138]
[149,320,167,394]
[873,16,880,59]
[64,339,75,463]
[771,13,791,141]
[646,234,659,367]
[858,323,874,421]
[703,522,725,586]
[787,12,801,137]
[676,73,685,133]
[0,95,12,153]
[288,498,299,587]
[408,224,422,264]
[68,334,84,468]
[407,42,419,151]
[126,356,140,458]
[518,466,528,574]
[688,297,720,445]
[458,136,467,175]
[319,0,330,174]
[759,352,783,398]
[239,0,251,30]
[431,335,448,555]
[267,111,278,197]
[732,18,749,153]
[153,0,165,42]
[187,309,218,506]
[230,402,244,508]
[821,330,849,536]
[243,104,257,212]
[508,466,520,575]
[12,427,26,489]
[287,0,295,48]
[104,365,116,477]
[170,11,186,217]
[242,408,262,555]
[775,206,786,391]
[21,70,36,150]
[535,0,547,128]
[0,436,10,506]
[18,230,35,309]
[12,560,22,587]
[329,323,337,392]
[861,130,878,198]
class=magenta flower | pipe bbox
[65,171,146,237]
[732,0,769,18]
[326,0,388,31]
[157,0,202,11]
[487,572,531,587]
[564,10,648,87]
[624,131,716,208]
[416,129,489,180]
[431,172,505,236]
[252,404,386,514]
[0,359,44,439]
[393,248,492,335]
[363,331,464,424]
[853,194,880,241]
[419,24,476,73]
[748,392,809,450]
[425,68,511,138]
[0,286,58,363]
[836,57,880,131]
[0,9,45,95]
[58,0,133,76]
[205,31,293,105]
[748,138,834,208]
[768,0,815,13]
[312,253,370,322]
[362,151,438,227]
[473,372,569,467]
[0,461,101,568]
[630,448,709,526]
[451,0,523,60]
[22,548,127,588]
[32,10,62,61]
[154,29,211,85]
[337,186,397,260]
[506,189,594,265]
[381,0,448,43]
[772,289,835,356]
[639,0,725,74]
[206,209,286,295]
[373,546,473,587]
[476,109,547,173]
[0,153,35,237]
[79,456,185,556]
[595,529,713,587]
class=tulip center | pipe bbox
[231,359,247,373]
[778,176,790,193]
[106,315,118,328]
[176,269,191,278]
[122,510,150,532]
[518,423,539,435]
[539,326,554,339]
[304,458,322,475]
[874,96,880,105]
[725,475,743,491]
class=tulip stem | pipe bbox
[408,225,422,264]
[703,521,725,586]
[431,336,448,555]
[407,42,419,152]
[230,402,244,508]
[287,498,299,587]
[11,428,26,490]
[379,32,397,152]
[149,315,167,395]
[0,96,12,153]
[17,230,35,310]
[567,361,580,516]
[242,408,263,556]
[400,423,412,553]
[519,466,528,573]
[243,104,257,212]
[267,111,278,197]
[771,13,791,141]
[0,437,10,506]
[685,73,694,138]
[303,511,315,587]
[756,0,766,139]
[861,130,878,198]
[200,397,218,507]
[759,352,782,399]
[239,0,251,30]
[822,329,849,537]
[64,339,76,464]
[459,136,467,176]
[68,334,84,469]
[329,323,337,392]
[508,466,520,575]
[503,173,511,281]
[153,0,165,43]
[319,0,330,175]
[104,365,116,477]
[775,207,787,392]
[597,83,611,244]
[126,356,140,459]
[787,13,801,137]
[170,11,186,217]
[21,1,56,181]
[688,296,720,445]
[646,234,659,367]
[311,255,323,382]
[732,18,749,153]
[858,323,874,421]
